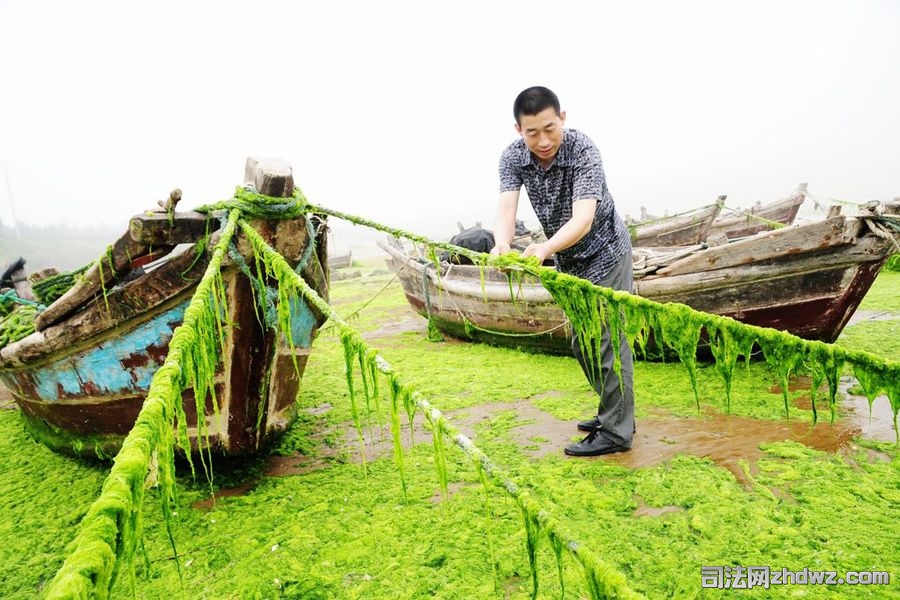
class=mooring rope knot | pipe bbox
[195,186,310,220]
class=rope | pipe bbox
[308,202,495,267]
[803,188,862,214]
[857,203,900,254]
[195,186,309,220]
[0,290,45,310]
[461,311,570,338]
[719,205,787,230]
[338,268,404,323]
[227,213,318,329]
[433,266,572,339]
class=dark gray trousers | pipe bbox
[570,250,635,448]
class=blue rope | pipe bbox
[227,213,318,329]
[0,290,46,311]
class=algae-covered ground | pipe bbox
[1,266,898,599]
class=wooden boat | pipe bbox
[379,201,899,355]
[328,250,353,269]
[628,196,725,246]
[0,158,330,459]
[705,183,807,240]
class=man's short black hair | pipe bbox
[513,86,561,124]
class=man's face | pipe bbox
[516,107,566,166]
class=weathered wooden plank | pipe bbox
[631,197,724,247]
[656,216,852,276]
[33,229,156,330]
[706,185,806,239]
[636,235,889,299]
[129,211,212,246]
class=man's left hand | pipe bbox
[521,242,554,263]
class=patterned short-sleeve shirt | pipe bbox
[498,128,631,282]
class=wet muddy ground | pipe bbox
[226,379,896,506]
[265,391,893,469]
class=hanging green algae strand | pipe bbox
[707,316,758,413]
[43,209,242,599]
[425,408,450,499]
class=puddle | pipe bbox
[605,411,863,487]
[258,391,893,486]
[633,497,684,518]
[838,382,898,442]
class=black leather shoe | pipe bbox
[577,417,637,435]
[577,416,602,432]
[564,430,630,457]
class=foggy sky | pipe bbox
[1,0,898,241]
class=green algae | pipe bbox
[885,254,900,271]
[858,270,900,311]
[32,200,900,598]
[31,264,90,304]
[195,186,310,220]
[0,304,38,349]
[425,409,450,500]
[5,264,900,599]
[706,317,759,413]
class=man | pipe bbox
[491,85,635,456]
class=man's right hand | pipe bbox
[490,243,511,256]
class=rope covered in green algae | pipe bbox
[308,202,494,266]
[539,268,900,435]
[0,305,39,349]
[31,265,90,304]
[43,209,241,600]
[194,186,309,220]
[239,220,645,600]
[309,202,900,437]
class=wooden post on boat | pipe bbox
[222,157,329,453]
